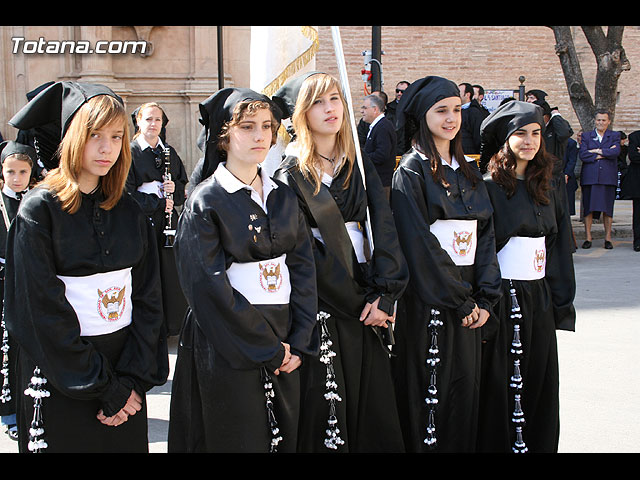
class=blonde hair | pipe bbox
[40,94,131,214]
[291,73,356,194]
[132,102,165,140]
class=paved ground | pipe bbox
[1,200,637,454]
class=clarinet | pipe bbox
[163,147,176,247]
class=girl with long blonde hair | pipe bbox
[273,72,408,452]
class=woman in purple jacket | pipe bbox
[579,110,621,249]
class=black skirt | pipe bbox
[477,278,560,453]
[391,265,483,453]
[297,299,405,453]
[15,326,149,453]
[168,313,300,453]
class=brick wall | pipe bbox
[316,26,640,137]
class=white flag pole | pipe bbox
[330,26,374,253]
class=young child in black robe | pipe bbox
[4,81,168,453]
[0,141,36,442]
[477,100,576,453]
[167,88,318,453]
[390,76,502,453]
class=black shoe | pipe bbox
[5,425,18,441]
[634,245,640,252]
[581,240,592,249]
[604,240,613,249]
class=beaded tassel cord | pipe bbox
[260,366,282,452]
[317,311,344,450]
[508,281,528,453]
[1,319,11,404]
[24,366,49,452]
[424,308,442,449]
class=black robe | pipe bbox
[3,187,169,453]
[126,140,189,336]
[274,150,409,453]
[167,167,319,453]
[0,190,22,418]
[390,148,502,453]
[478,174,576,453]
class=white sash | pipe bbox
[137,180,164,198]
[226,254,291,305]
[311,221,367,264]
[57,267,133,337]
[430,219,477,266]
[497,236,546,280]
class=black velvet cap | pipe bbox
[394,76,461,130]
[197,87,282,183]
[0,140,38,165]
[271,71,323,119]
[8,81,123,169]
[479,100,545,163]
[525,89,547,101]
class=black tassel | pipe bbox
[1,319,11,404]
[24,366,49,452]
[260,366,282,452]
[508,281,528,453]
[318,311,344,450]
[424,308,442,448]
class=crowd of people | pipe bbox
[0,66,633,454]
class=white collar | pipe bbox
[214,162,278,213]
[368,113,384,132]
[415,149,463,170]
[136,135,165,151]
[2,183,28,200]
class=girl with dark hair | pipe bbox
[390,76,502,453]
[477,100,576,453]
[4,82,169,453]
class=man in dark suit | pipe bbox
[458,82,489,159]
[579,110,621,249]
[362,93,397,200]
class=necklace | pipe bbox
[318,153,335,166]
[228,167,260,186]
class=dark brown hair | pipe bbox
[487,138,553,205]
[412,115,478,188]
[217,100,279,153]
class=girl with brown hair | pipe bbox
[273,72,408,452]
[167,88,318,453]
[390,76,502,453]
[4,82,168,452]
[477,100,576,453]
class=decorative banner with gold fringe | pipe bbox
[250,26,318,175]
[250,26,319,97]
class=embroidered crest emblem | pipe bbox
[533,249,546,273]
[259,262,282,293]
[97,286,127,322]
[452,230,473,256]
